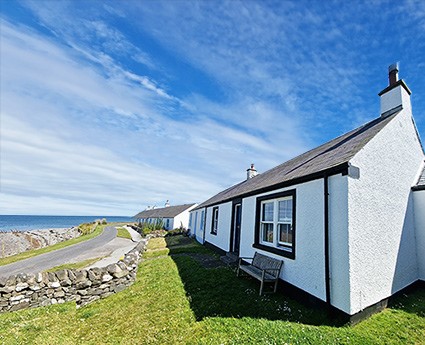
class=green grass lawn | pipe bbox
[116,227,132,240]
[0,224,106,267]
[0,235,424,344]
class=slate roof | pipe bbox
[195,110,401,210]
[134,203,197,219]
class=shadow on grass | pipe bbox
[165,236,425,326]
[388,287,425,318]
[164,236,341,326]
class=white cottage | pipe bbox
[190,64,425,322]
[135,203,197,230]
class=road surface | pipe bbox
[0,226,119,277]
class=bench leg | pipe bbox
[274,279,278,293]
[259,280,264,296]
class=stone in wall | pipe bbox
[0,239,148,313]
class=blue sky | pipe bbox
[1,0,424,216]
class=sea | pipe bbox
[0,215,135,232]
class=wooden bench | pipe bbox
[236,252,283,296]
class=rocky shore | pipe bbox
[0,228,81,258]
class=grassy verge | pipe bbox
[0,225,105,267]
[0,235,423,344]
[45,257,106,272]
[116,227,132,240]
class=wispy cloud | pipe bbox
[0,16,308,215]
[1,0,424,215]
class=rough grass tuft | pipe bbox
[116,227,132,240]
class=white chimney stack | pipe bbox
[247,163,258,180]
[378,62,411,117]
[165,200,170,207]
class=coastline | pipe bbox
[0,227,81,258]
[0,215,134,233]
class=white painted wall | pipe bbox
[164,218,174,230]
[328,174,350,314]
[189,208,206,243]
[414,190,425,280]
[348,108,424,315]
[197,209,206,244]
[174,204,197,230]
[204,202,232,252]
[380,84,411,115]
[239,179,327,301]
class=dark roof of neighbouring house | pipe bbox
[195,110,402,210]
[134,203,197,219]
[413,165,425,191]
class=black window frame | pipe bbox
[253,189,296,259]
[211,206,219,235]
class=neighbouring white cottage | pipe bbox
[189,64,425,322]
[135,202,197,230]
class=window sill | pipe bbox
[253,243,295,259]
[210,232,217,236]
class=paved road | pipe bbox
[0,226,118,277]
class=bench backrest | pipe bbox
[252,252,283,277]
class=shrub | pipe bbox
[165,228,188,237]
[94,218,107,225]
[136,219,165,237]
[78,222,97,235]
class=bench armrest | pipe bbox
[238,257,253,267]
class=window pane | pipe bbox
[261,223,273,243]
[278,224,293,246]
[278,199,292,221]
[212,208,218,234]
[262,202,274,222]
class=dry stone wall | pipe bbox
[0,240,147,313]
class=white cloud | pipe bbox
[0,18,309,215]
[6,0,422,217]
[0,112,219,215]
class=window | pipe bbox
[189,213,193,228]
[166,218,170,229]
[211,207,219,235]
[255,190,296,259]
[200,210,205,230]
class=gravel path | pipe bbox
[0,226,117,277]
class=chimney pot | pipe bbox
[246,163,258,180]
[388,62,399,86]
